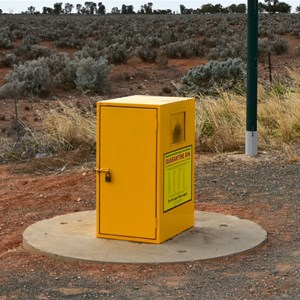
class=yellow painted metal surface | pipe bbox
[96,95,195,243]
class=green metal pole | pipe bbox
[246,0,258,156]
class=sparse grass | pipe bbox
[196,67,300,154]
[0,101,96,163]
[1,69,299,163]
[40,102,96,152]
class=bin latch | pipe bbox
[95,168,112,182]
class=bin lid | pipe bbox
[98,95,194,107]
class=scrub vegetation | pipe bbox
[0,13,299,97]
[0,13,299,160]
[195,68,300,155]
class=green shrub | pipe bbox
[75,45,103,60]
[161,40,206,59]
[22,34,40,45]
[0,27,13,49]
[137,46,157,62]
[75,57,110,92]
[43,53,77,89]
[0,37,13,49]
[0,58,51,97]
[0,53,17,67]
[104,43,129,64]
[271,38,289,55]
[178,58,246,96]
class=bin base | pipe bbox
[23,210,267,264]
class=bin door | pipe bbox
[99,106,157,240]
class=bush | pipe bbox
[0,58,51,97]
[259,38,290,60]
[75,45,102,60]
[43,53,77,89]
[26,45,54,60]
[22,34,40,46]
[271,38,289,55]
[137,46,157,62]
[104,43,129,64]
[178,58,247,96]
[0,27,13,49]
[161,40,205,59]
[0,37,13,49]
[75,57,110,92]
[0,53,17,67]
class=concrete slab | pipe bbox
[23,211,267,264]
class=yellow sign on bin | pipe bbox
[164,146,192,212]
[96,95,195,244]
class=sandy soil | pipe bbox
[0,152,299,299]
[0,33,299,299]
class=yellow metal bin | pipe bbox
[96,95,195,244]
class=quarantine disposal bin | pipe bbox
[96,95,195,244]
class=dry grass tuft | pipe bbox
[196,67,300,153]
[40,102,96,152]
[0,101,96,163]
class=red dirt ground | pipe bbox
[0,35,299,299]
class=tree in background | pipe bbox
[91,2,97,14]
[98,2,106,14]
[296,4,300,12]
[0,9,2,14]
[262,0,291,13]
[141,2,153,14]
[275,2,291,12]
[121,4,135,14]
[84,2,97,14]
[227,4,246,13]
[27,6,35,14]
[76,4,82,13]
[42,6,54,14]
[64,3,74,14]
[111,7,120,14]
[200,4,217,14]
[153,9,172,14]
[236,4,246,13]
[53,2,63,15]
[180,4,186,14]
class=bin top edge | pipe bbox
[97,95,195,106]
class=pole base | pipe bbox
[245,131,258,157]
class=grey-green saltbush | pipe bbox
[104,43,128,64]
[271,38,289,55]
[75,57,110,92]
[179,58,246,96]
[0,27,13,49]
[259,38,290,59]
[0,58,50,97]
[137,46,157,63]
[75,45,102,60]
[43,53,77,89]
[161,40,205,59]
[0,53,17,67]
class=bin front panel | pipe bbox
[99,106,157,240]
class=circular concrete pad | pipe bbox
[23,211,267,264]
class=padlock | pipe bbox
[105,170,111,182]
